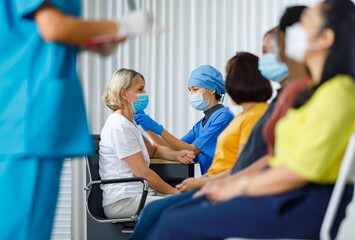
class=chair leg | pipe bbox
[113,222,136,234]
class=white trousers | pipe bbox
[104,193,165,218]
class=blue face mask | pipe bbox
[189,90,211,111]
[258,53,289,82]
[127,91,149,112]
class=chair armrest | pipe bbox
[86,177,149,220]
[101,177,148,185]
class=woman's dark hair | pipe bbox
[321,0,355,82]
[294,0,355,108]
[225,52,272,105]
[279,6,307,32]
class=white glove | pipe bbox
[117,10,153,36]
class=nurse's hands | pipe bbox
[117,10,153,36]
[134,111,164,135]
[176,150,195,164]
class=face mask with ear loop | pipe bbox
[189,89,213,111]
[285,23,321,63]
[220,94,225,104]
[126,90,149,112]
[258,39,289,83]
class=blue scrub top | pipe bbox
[181,107,234,174]
[0,0,93,157]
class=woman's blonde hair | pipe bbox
[102,68,145,111]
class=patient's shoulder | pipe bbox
[103,113,138,135]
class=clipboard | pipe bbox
[81,27,169,56]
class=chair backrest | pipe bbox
[86,134,107,220]
[86,134,101,182]
[320,132,355,240]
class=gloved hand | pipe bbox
[134,111,164,135]
[117,10,153,36]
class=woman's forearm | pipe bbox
[152,146,194,165]
[245,166,308,197]
[208,169,232,181]
[202,166,309,202]
[196,169,231,188]
[144,169,178,194]
[147,131,171,147]
[227,154,271,182]
[124,152,178,195]
[153,146,178,161]
[161,129,201,155]
[35,2,118,44]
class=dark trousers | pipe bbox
[130,190,198,240]
[147,184,353,240]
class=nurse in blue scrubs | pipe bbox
[0,1,150,239]
[134,65,235,175]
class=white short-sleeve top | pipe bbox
[99,113,155,207]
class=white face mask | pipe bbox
[285,23,319,63]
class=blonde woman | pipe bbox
[99,68,195,218]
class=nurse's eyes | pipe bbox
[188,88,200,93]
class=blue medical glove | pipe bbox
[134,111,148,131]
[134,111,164,135]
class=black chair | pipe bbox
[84,134,149,229]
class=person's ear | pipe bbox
[278,31,287,62]
[120,89,128,101]
[318,28,335,50]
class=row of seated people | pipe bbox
[98,0,355,239]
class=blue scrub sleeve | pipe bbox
[192,112,233,158]
[14,0,75,19]
[180,124,199,144]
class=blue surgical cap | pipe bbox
[188,65,225,95]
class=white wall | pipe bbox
[53,0,325,239]
[79,0,322,137]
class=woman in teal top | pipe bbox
[146,1,355,239]
[0,1,151,239]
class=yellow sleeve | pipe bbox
[239,104,268,145]
[207,103,268,176]
[207,117,241,176]
[269,76,355,183]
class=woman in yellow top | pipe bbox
[176,52,270,192]
[147,1,355,239]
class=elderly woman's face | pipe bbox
[126,77,146,103]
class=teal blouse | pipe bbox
[0,0,93,157]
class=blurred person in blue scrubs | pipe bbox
[134,65,235,175]
[0,1,152,239]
